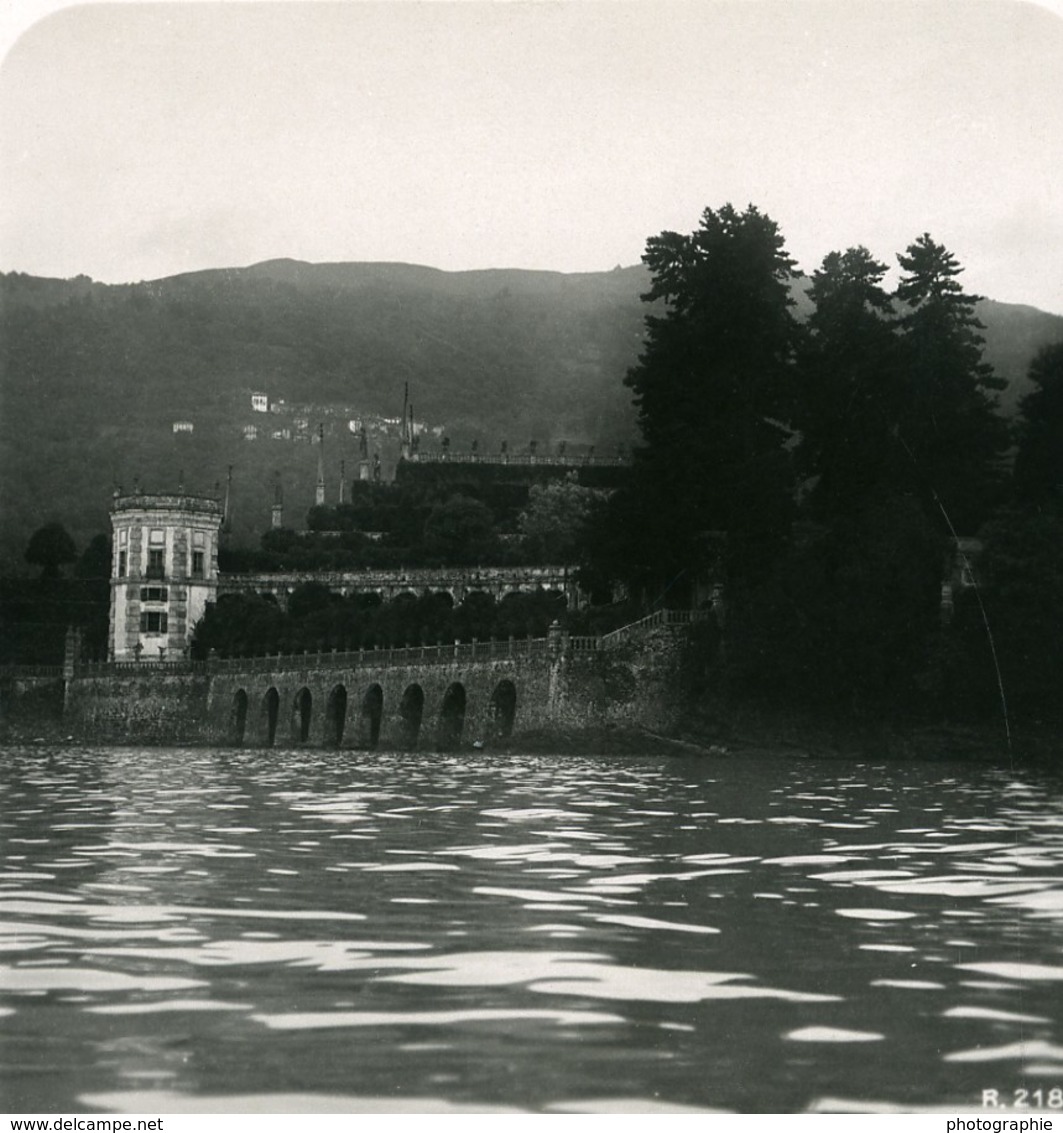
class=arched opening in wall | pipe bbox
[292,687,312,744]
[326,684,348,747]
[431,591,455,609]
[437,682,466,751]
[230,689,249,745]
[489,680,517,741]
[262,687,280,747]
[359,684,384,749]
[399,684,424,749]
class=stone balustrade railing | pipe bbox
[207,636,552,673]
[68,608,712,678]
[598,607,709,647]
[0,664,66,679]
[404,453,630,468]
[74,659,209,677]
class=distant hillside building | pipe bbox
[109,492,224,660]
[172,420,194,434]
[251,392,269,413]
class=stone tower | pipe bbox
[109,491,224,661]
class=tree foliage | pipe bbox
[1013,341,1063,506]
[518,474,606,562]
[939,507,1063,727]
[737,233,1010,718]
[191,587,569,658]
[893,234,1008,531]
[729,498,945,715]
[24,522,77,579]
[75,534,112,579]
[794,246,901,518]
[600,203,800,595]
[422,495,497,562]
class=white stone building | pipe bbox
[109,492,224,660]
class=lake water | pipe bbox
[2,744,1063,1114]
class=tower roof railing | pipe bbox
[111,493,224,515]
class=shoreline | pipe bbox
[0,715,1040,764]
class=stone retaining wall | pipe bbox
[65,673,212,743]
[47,626,688,748]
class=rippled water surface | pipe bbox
[3,744,1063,1113]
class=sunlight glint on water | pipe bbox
[2,745,1063,1113]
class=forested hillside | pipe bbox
[1,258,1061,573]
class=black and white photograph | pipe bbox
[2,0,1063,1120]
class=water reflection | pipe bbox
[1,745,1062,1112]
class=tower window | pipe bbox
[140,611,168,634]
[191,550,205,578]
[118,551,127,576]
[147,549,165,578]
[140,587,168,602]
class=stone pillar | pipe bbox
[62,625,81,715]
[547,634,563,719]
[63,626,81,681]
[547,619,563,658]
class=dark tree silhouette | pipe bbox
[1013,341,1063,506]
[423,495,496,563]
[893,234,1008,532]
[602,203,800,596]
[794,246,902,519]
[75,533,112,579]
[24,522,77,580]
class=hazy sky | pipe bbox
[2,0,1062,313]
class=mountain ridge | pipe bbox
[1,258,1061,574]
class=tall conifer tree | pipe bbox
[794,246,901,519]
[893,234,1008,532]
[607,204,800,596]
[1013,341,1063,506]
